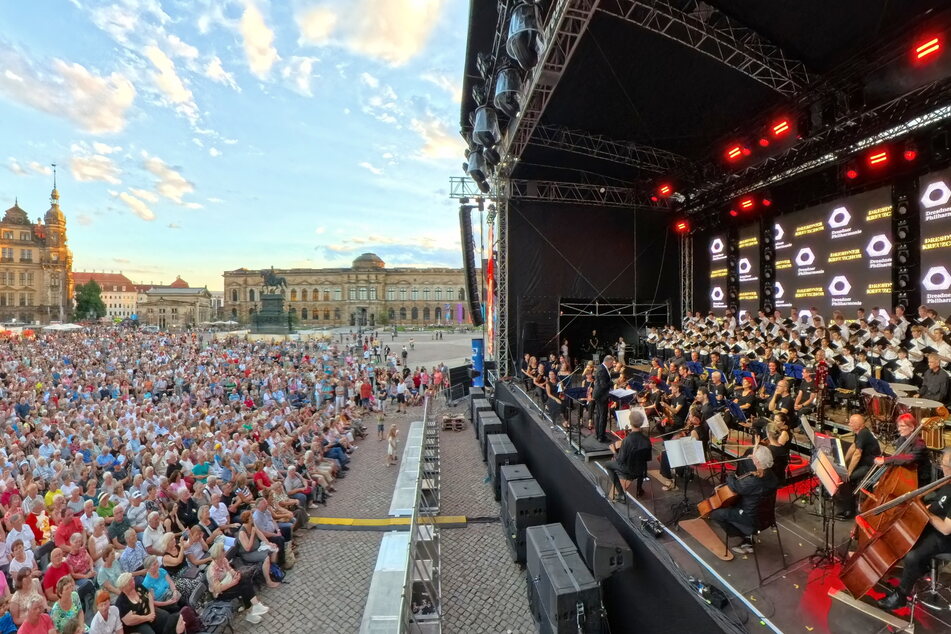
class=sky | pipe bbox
[0,0,470,290]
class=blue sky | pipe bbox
[0,0,469,290]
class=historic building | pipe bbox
[0,186,72,324]
[223,253,472,327]
[72,272,136,320]
[139,284,213,330]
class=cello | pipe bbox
[839,417,944,598]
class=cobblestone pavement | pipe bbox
[235,334,533,633]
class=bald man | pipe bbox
[835,414,882,520]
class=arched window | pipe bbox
[334,308,341,321]
[423,307,430,321]
[423,287,430,300]
[411,307,418,320]
[435,306,442,321]
[323,291,330,301]
[290,289,298,301]
[313,310,319,321]
[324,309,330,320]
[248,289,255,302]
[388,308,395,321]
[301,289,308,301]
[231,289,238,302]
[411,288,418,300]
[458,287,465,300]
[399,307,407,320]
[289,307,297,315]
[434,288,442,300]
[301,308,308,320]
[230,308,237,318]
[399,288,407,300]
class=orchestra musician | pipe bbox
[707,371,728,400]
[733,376,758,421]
[835,414,883,520]
[658,413,707,491]
[873,412,932,485]
[544,370,566,428]
[767,379,794,418]
[661,383,688,433]
[878,448,951,611]
[793,367,817,420]
[707,445,778,556]
[638,378,664,420]
[604,410,652,499]
[580,364,595,431]
[918,353,951,406]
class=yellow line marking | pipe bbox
[309,515,467,526]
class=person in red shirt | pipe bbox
[53,508,84,549]
[359,381,372,408]
[25,501,49,545]
[42,548,70,601]
[252,463,272,492]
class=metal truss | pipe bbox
[498,0,601,170]
[598,0,810,97]
[531,125,690,173]
[449,176,495,200]
[495,198,511,376]
[507,179,665,209]
[559,301,669,319]
[679,232,693,319]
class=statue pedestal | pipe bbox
[251,293,293,334]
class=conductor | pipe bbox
[593,355,615,443]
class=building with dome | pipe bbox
[223,254,473,327]
[0,185,73,324]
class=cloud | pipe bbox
[144,45,197,121]
[118,191,155,221]
[358,161,383,175]
[315,226,326,235]
[207,197,224,204]
[165,34,198,60]
[77,214,93,226]
[422,71,461,102]
[92,142,122,155]
[142,153,194,203]
[113,257,131,264]
[0,43,136,134]
[359,72,378,89]
[69,153,122,184]
[129,188,158,203]
[183,202,203,209]
[280,56,318,97]
[240,1,280,78]
[208,147,221,157]
[6,159,51,176]
[167,222,182,229]
[410,115,464,160]
[296,0,447,66]
[205,56,239,90]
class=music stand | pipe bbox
[809,451,844,567]
[665,438,707,526]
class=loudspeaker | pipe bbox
[487,434,520,499]
[526,524,601,633]
[460,205,484,326]
[495,401,520,423]
[477,411,504,460]
[574,512,633,581]
[503,479,546,563]
[500,464,533,520]
[472,398,492,439]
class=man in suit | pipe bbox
[593,355,615,443]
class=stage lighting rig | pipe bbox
[493,66,523,118]
[506,1,543,71]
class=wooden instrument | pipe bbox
[697,483,740,519]
[840,472,951,599]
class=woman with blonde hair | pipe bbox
[206,541,269,624]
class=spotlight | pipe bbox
[674,220,689,233]
[466,150,491,193]
[867,148,889,167]
[493,67,523,118]
[914,35,941,62]
[658,184,673,197]
[739,197,755,210]
[650,195,659,203]
[729,209,739,217]
[771,119,791,137]
[726,145,745,161]
[903,141,918,162]
[762,192,773,207]
[844,163,860,180]
[506,2,543,71]
[472,105,501,148]
[758,138,770,148]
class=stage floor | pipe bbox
[505,384,951,634]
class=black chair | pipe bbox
[722,489,788,585]
[917,552,951,611]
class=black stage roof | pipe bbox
[461,1,951,211]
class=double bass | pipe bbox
[839,417,944,598]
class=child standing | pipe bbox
[377,411,386,441]
[386,424,399,466]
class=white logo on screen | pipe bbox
[795,247,815,266]
[710,238,724,254]
[828,206,851,228]
[921,181,951,209]
[738,258,752,274]
[711,286,725,301]
[774,282,784,299]
[828,275,852,297]
[922,266,951,291]
[865,234,892,257]
[774,223,785,241]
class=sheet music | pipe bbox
[609,388,636,399]
[705,413,729,441]
[664,438,706,469]
[800,417,816,447]
[616,407,647,429]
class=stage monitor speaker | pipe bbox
[478,411,504,460]
[495,401,520,422]
[459,204,484,326]
[472,399,493,439]
[574,512,633,581]
[526,524,601,633]
[487,434,520,499]
[500,464,534,519]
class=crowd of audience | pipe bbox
[0,327,447,633]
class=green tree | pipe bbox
[74,281,106,320]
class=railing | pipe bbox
[400,396,442,633]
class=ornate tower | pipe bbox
[43,167,73,321]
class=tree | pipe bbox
[74,281,106,320]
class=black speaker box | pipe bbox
[459,205,484,326]
[499,464,533,520]
[526,524,601,633]
[486,434,520,499]
[503,479,547,563]
[472,398,493,439]
[478,411,504,460]
[574,512,633,581]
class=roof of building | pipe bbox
[44,187,65,226]
[352,253,385,270]
[3,201,31,226]
[145,287,209,296]
[169,276,189,288]
[72,272,135,291]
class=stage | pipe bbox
[492,379,951,634]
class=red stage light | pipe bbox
[915,36,941,60]
[658,184,672,196]
[845,167,859,180]
[741,147,752,156]
[650,195,659,203]
[762,197,773,207]
[726,145,743,160]
[729,209,739,217]
[674,220,689,233]
[758,137,770,147]
[904,149,918,161]
[771,119,790,137]
[868,150,889,166]
[740,197,754,210]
